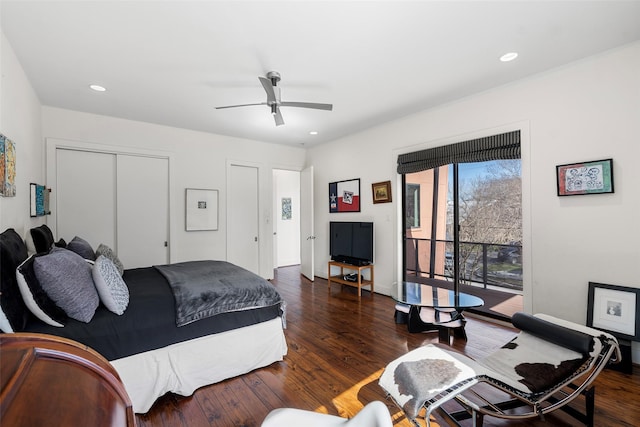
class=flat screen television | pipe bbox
[329,221,374,266]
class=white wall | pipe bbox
[0,32,44,236]
[308,41,640,361]
[273,169,301,267]
[40,107,306,279]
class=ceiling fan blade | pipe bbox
[259,76,277,104]
[219,72,331,125]
[273,107,285,126]
[215,102,266,109]
[280,101,333,111]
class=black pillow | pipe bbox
[0,228,31,332]
[30,224,55,253]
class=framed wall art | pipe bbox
[372,180,392,204]
[281,197,292,220]
[329,178,360,213]
[30,183,51,217]
[587,281,639,341]
[556,158,614,196]
[185,188,219,231]
[0,134,16,197]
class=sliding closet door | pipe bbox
[56,149,117,248]
[116,155,169,268]
[228,164,260,275]
[55,147,169,269]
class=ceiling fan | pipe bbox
[216,71,333,126]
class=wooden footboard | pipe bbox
[0,332,136,426]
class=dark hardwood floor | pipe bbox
[136,265,640,427]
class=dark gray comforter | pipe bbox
[155,260,283,327]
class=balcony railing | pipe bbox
[404,238,523,292]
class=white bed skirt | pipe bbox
[111,317,288,413]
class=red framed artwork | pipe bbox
[329,178,360,213]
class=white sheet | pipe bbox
[111,317,287,413]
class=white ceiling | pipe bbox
[2,1,640,147]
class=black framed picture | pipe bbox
[556,158,614,196]
[587,282,639,341]
[329,178,360,213]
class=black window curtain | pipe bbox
[397,130,520,174]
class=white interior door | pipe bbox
[117,155,169,268]
[272,170,279,269]
[274,169,301,267]
[300,166,314,281]
[228,164,260,274]
[56,149,116,248]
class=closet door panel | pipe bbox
[56,149,116,249]
[116,155,169,268]
[228,164,259,275]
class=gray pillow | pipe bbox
[95,243,124,276]
[33,248,99,323]
[66,236,96,261]
[92,255,129,315]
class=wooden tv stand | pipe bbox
[327,260,374,298]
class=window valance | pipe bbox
[397,130,520,174]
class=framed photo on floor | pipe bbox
[587,281,639,341]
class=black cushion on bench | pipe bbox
[511,312,594,356]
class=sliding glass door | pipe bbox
[402,159,523,320]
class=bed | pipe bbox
[0,226,288,413]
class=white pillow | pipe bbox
[95,243,124,276]
[0,310,14,333]
[92,255,129,315]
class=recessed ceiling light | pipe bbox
[500,52,518,62]
[309,131,318,135]
[89,84,107,92]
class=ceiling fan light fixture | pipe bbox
[500,52,518,62]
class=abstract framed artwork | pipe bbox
[587,281,639,341]
[372,180,392,204]
[329,178,360,213]
[0,134,16,197]
[556,158,614,196]
[30,183,51,217]
[185,188,219,231]
[281,197,292,220]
